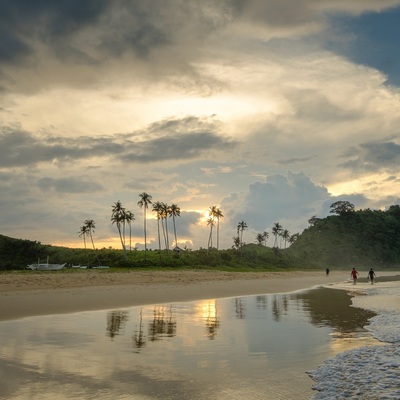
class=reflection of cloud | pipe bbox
[329,332,384,354]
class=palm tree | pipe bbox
[282,229,290,249]
[160,202,170,251]
[78,225,90,265]
[152,201,163,251]
[111,200,127,259]
[137,192,152,253]
[237,220,247,247]
[288,233,299,245]
[169,203,181,248]
[207,217,215,249]
[255,232,268,245]
[272,222,283,248]
[232,236,240,250]
[84,219,96,250]
[209,206,223,250]
[262,231,269,246]
[124,211,135,251]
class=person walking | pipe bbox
[368,268,376,284]
[350,268,359,285]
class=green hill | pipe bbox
[286,204,400,270]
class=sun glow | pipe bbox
[328,173,396,201]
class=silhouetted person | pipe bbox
[326,268,330,276]
[350,268,359,285]
[368,268,376,284]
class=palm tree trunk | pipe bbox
[117,226,127,259]
[216,219,220,250]
[89,231,95,250]
[143,207,147,253]
[165,218,170,251]
[129,223,132,252]
[173,216,178,248]
[208,225,213,249]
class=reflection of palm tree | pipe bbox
[204,301,220,339]
[149,306,177,341]
[235,298,246,319]
[111,200,127,258]
[169,204,181,248]
[106,310,129,339]
[138,192,152,253]
[133,309,146,351]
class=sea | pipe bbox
[0,273,399,399]
[309,275,400,399]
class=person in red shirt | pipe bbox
[350,268,359,285]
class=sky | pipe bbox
[1,0,400,251]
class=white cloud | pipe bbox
[1,1,400,249]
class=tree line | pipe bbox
[78,192,299,258]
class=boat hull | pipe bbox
[27,263,66,271]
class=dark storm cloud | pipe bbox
[121,132,235,162]
[0,127,119,167]
[0,117,236,167]
[341,141,400,172]
[0,0,228,68]
[0,0,109,62]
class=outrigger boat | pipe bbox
[27,257,66,271]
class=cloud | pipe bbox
[1,1,400,249]
[2,0,400,95]
[222,171,330,232]
[37,177,104,194]
[0,117,236,167]
[341,141,400,172]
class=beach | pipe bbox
[0,269,346,321]
[1,269,399,399]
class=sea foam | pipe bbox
[309,278,400,399]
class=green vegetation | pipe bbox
[2,201,400,271]
[0,235,296,271]
[287,203,400,270]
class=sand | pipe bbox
[0,269,346,321]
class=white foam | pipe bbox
[309,278,400,399]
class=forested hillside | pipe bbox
[287,202,400,269]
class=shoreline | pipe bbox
[0,269,346,321]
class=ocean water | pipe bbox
[309,277,400,399]
[0,277,396,400]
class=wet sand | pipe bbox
[0,269,346,321]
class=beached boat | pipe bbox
[27,257,66,271]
